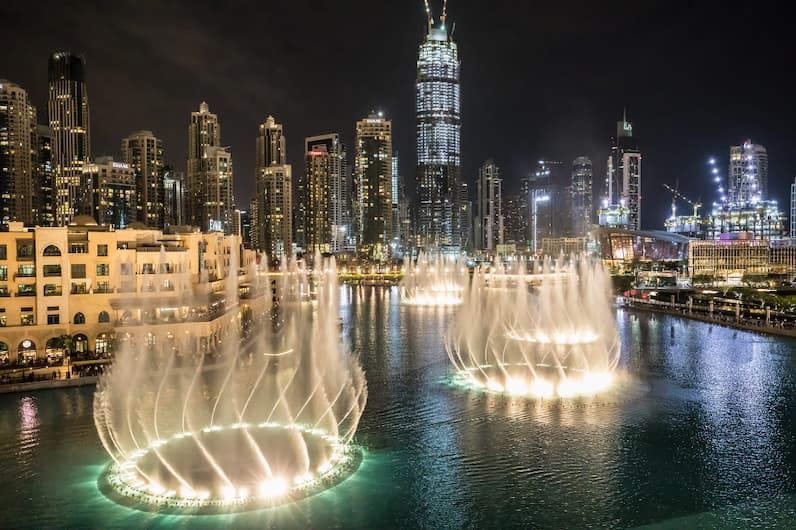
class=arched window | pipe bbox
[98,311,110,323]
[42,245,62,256]
[74,312,85,324]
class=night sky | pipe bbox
[2,1,794,229]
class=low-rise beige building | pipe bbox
[0,219,262,366]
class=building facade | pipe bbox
[48,53,91,226]
[354,113,393,259]
[475,159,503,253]
[571,156,593,237]
[202,146,234,233]
[0,80,36,226]
[121,130,164,228]
[416,19,462,250]
[729,140,768,204]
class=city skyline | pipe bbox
[1,1,794,230]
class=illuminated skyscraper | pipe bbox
[0,80,36,225]
[187,102,221,231]
[255,116,292,258]
[304,134,347,254]
[48,52,91,225]
[571,156,593,237]
[475,159,503,252]
[416,8,462,250]
[729,140,768,204]
[162,166,184,230]
[202,146,234,233]
[354,112,392,258]
[121,130,164,228]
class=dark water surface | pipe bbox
[1,286,796,529]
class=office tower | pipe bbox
[475,160,503,252]
[35,125,56,226]
[249,197,259,251]
[203,146,234,233]
[354,112,393,258]
[121,130,164,228]
[729,140,768,204]
[605,110,641,230]
[162,166,185,229]
[571,156,593,237]
[416,9,462,250]
[186,102,220,230]
[254,116,292,258]
[304,134,347,254]
[85,156,136,229]
[0,80,36,225]
[48,52,91,225]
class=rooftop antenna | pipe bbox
[423,0,435,31]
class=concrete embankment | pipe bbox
[0,376,98,395]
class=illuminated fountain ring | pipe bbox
[98,422,363,514]
[448,327,620,399]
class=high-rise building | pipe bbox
[729,140,768,204]
[239,209,252,249]
[571,156,593,237]
[202,146,234,233]
[162,166,185,230]
[85,156,136,229]
[354,112,393,259]
[256,115,286,167]
[35,125,56,226]
[48,52,91,226]
[257,164,292,259]
[303,134,347,254]
[604,111,641,230]
[416,10,462,250]
[475,160,503,252]
[254,116,292,258]
[121,130,164,228]
[0,80,36,225]
[186,102,220,230]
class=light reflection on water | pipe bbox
[0,290,794,529]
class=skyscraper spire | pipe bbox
[423,0,434,31]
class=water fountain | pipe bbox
[94,251,367,513]
[400,252,468,306]
[446,256,620,398]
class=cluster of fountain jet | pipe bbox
[94,247,620,513]
[445,256,620,398]
[399,252,469,306]
[94,251,367,513]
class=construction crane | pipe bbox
[663,183,702,217]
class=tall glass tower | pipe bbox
[416,11,461,251]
